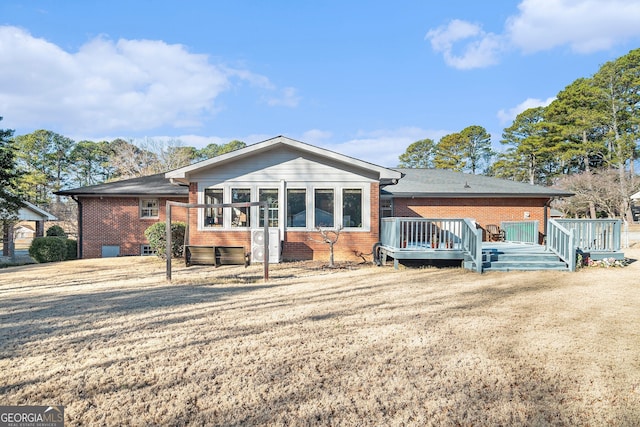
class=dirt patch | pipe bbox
[1,251,640,425]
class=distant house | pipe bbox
[57,136,572,260]
[2,201,57,257]
[14,224,35,241]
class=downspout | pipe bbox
[543,198,551,247]
[72,195,83,259]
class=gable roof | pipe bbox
[166,135,403,184]
[383,168,574,198]
[18,201,58,221]
[56,173,188,197]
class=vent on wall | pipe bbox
[251,228,281,263]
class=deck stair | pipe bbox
[482,244,569,272]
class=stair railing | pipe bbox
[547,219,576,271]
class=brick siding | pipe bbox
[80,196,188,258]
[77,187,551,261]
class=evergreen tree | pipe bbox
[397,138,436,168]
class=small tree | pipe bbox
[310,226,342,267]
[29,237,67,263]
[144,221,186,259]
[46,224,67,238]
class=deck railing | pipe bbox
[554,219,621,252]
[380,217,483,271]
[547,219,576,271]
[501,220,539,244]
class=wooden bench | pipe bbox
[185,245,249,267]
[216,246,250,267]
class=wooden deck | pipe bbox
[376,217,625,272]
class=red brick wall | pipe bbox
[393,197,549,241]
[80,196,188,258]
[78,188,548,261]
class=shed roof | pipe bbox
[383,169,574,198]
[56,173,188,197]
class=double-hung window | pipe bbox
[380,198,393,218]
[140,199,159,218]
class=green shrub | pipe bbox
[65,239,78,260]
[144,221,186,259]
[29,237,67,263]
[46,225,67,238]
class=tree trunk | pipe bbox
[328,242,335,267]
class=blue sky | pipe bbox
[1,0,640,167]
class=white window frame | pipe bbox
[258,187,279,228]
[196,182,370,232]
[286,188,308,229]
[139,198,159,219]
[342,188,364,228]
[140,244,156,256]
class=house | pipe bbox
[56,173,190,258]
[57,136,572,262]
[1,201,57,257]
[383,168,573,242]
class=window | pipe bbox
[259,188,278,227]
[314,189,334,227]
[381,198,393,218]
[231,188,251,227]
[342,189,362,227]
[204,188,224,227]
[141,245,156,256]
[287,189,306,227]
[140,199,159,218]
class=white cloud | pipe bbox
[0,26,288,135]
[507,0,640,54]
[425,20,504,69]
[427,0,640,69]
[497,96,556,124]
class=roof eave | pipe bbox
[385,192,574,198]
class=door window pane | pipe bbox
[259,188,278,227]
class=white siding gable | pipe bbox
[190,147,378,185]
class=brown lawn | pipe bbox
[1,248,640,426]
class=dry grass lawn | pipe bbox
[1,248,640,426]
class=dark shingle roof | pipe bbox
[383,169,573,198]
[56,173,188,197]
